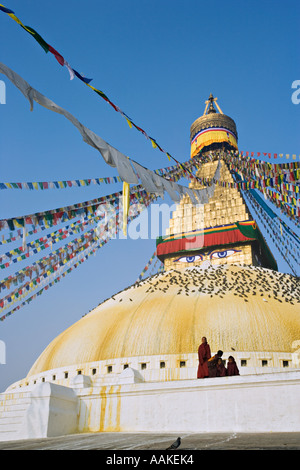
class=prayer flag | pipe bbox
[23,26,49,53]
[122,182,130,236]
[73,69,93,84]
[48,45,65,66]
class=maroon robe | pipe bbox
[227,359,240,376]
[197,342,211,378]
[207,354,219,377]
[216,361,227,377]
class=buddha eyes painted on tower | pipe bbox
[210,249,240,259]
[175,249,241,264]
[175,254,203,263]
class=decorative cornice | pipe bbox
[190,114,238,142]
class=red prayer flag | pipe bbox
[48,45,64,66]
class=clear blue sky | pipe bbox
[0,0,299,391]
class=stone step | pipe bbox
[0,409,27,419]
[0,397,31,408]
[0,392,30,442]
[0,415,25,426]
[0,429,22,442]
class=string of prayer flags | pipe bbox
[0,182,147,233]
[239,151,299,161]
[0,153,204,192]
[0,4,198,178]
[0,213,106,269]
[0,156,203,234]
[0,62,210,205]
[135,251,158,283]
[0,187,159,321]
[244,190,299,276]
[0,176,122,190]
[0,238,103,320]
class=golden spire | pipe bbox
[203,93,224,115]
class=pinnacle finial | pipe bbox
[203,94,223,115]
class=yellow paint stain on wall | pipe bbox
[99,386,107,432]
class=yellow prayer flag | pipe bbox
[122,182,130,237]
[151,139,157,149]
[4,9,33,33]
[86,84,96,91]
[126,119,133,129]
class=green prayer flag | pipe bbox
[24,26,49,53]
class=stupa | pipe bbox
[1,96,300,440]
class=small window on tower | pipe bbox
[180,361,186,368]
[107,365,113,373]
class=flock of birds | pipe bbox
[89,264,299,318]
[127,265,299,305]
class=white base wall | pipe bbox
[0,389,32,442]
[0,382,78,441]
[77,370,300,433]
[1,370,300,441]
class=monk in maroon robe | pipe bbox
[216,358,227,377]
[227,356,240,376]
[197,337,211,378]
[207,350,223,377]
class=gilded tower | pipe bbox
[157,95,277,272]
